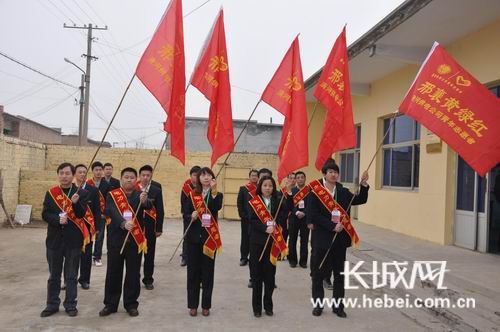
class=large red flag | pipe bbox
[135,0,186,164]
[399,42,500,176]
[261,36,308,182]
[190,9,234,167]
[314,27,356,170]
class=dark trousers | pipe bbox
[93,219,105,259]
[240,220,250,260]
[249,242,276,313]
[186,242,215,309]
[181,223,187,261]
[142,223,156,285]
[78,241,93,284]
[288,219,310,265]
[104,245,142,311]
[310,244,347,309]
[280,219,289,248]
[46,245,81,311]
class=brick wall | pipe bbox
[20,144,278,220]
[0,136,46,221]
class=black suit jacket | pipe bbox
[105,177,121,191]
[183,191,223,244]
[289,186,309,225]
[42,184,89,250]
[180,182,195,222]
[237,185,252,223]
[144,183,165,233]
[247,192,293,246]
[105,189,153,250]
[80,183,101,231]
[306,180,369,249]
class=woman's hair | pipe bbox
[194,167,216,194]
[255,175,277,198]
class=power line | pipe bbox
[0,51,78,89]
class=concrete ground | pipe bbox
[0,219,499,331]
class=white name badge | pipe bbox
[298,200,305,209]
[331,209,341,223]
[202,213,212,227]
[266,220,275,227]
[59,212,67,218]
[123,210,133,222]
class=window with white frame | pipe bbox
[340,125,361,184]
[382,115,420,189]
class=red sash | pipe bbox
[86,179,105,213]
[245,182,257,198]
[109,188,148,254]
[190,191,222,259]
[83,206,96,240]
[293,185,311,207]
[182,179,194,197]
[48,186,90,251]
[135,182,158,222]
[248,195,288,266]
[309,179,359,246]
[281,188,289,198]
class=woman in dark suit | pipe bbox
[247,175,292,317]
[184,167,223,317]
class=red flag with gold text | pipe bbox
[261,36,308,182]
[135,0,186,164]
[399,42,500,176]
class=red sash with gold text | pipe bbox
[245,182,257,198]
[248,195,288,266]
[182,179,194,197]
[309,179,359,246]
[48,186,90,251]
[109,188,148,253]
[135,182,157,222]
[293,185,311,207]
[189,191,222,259]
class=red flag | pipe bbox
[135,0,186,164]
[399,42,500,176]
[261,36,308,182]
[314,27,356,170]
[190,9,234,167]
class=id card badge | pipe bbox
[123,210,133,222]
[298,200,305,209]
[331,209,341,224]
[266,220,275,227]
[202,213,212,227]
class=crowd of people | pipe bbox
[40,158,369,319]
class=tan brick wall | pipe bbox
[19,145,278,220]
[0,135,46,221]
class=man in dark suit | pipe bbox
[288,171,310,268]
[74,164,101,290]
[137,165,165,290]
[40,163,89,318]
[180,166,201,266]
[103,163,121,190]
[237,169,259,266]
[99,167,153,317]
[307,158,369,318]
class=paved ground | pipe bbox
[0,219,499,331]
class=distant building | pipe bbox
[170,116,282,154]
[0,105,110,147]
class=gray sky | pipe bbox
[0,0,404,148]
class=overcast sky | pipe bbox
[0,0,404,148]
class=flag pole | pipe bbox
[120,132,169,255]
[316,111,399,270]
[215,99,263,179]
[307,100,320,129]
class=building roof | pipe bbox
[3,112,62,134]
[305,0,500,100]
[185,116,283,128]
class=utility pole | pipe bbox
[64,23,107,145]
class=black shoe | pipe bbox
[145,283,154,290]
[254,311,262,317]
[289,262,297,268]
[127,308,139,317]
[265,310,273,316]
[312,307,323,316]
[323,279,333,290]
[180,257,187,267]
[80,282,90,290]
[40,308,58,317]
[66,309,78,317]
[239,258,248,266]
[299,262,307,268]
[247,281,253,288]
[99,307,116,317]
[332,308,347,318]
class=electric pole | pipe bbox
[64,23,107,145]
